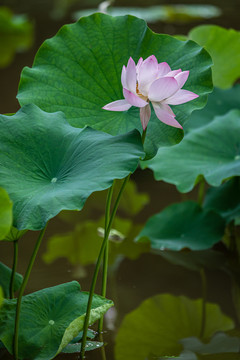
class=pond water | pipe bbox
[0,0,240,359]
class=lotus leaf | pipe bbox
[143,110,240,192]
[115,294,234,360]
[17,13,213,159]
[0,281,113,360]
[136,201,225,251]
[0,104,143,230]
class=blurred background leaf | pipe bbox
[43,216,149,268]
[74,5,221,24]
[189,25,240,89]
[115,294,234,360]
[0,6,34,68]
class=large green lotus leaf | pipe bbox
[0,262,23,298]
[0,7,33,68]
[0,187,12,240]
[0,281,113,360]
[185,85,240,132]
[142,110,240,192]
[17,13,213,159]
[204,178,240,223]
[136,201,225,251]
[43,216,149,266]
[189,25,240,89]
[0,104,144,230]
[114,294,234,360]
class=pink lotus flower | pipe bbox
[103,55,199,130]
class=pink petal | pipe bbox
[148,77,179,102]
[152,102,182,129]
[126,57,137,94]
[138,55,159,95]
[123,88,148,108]
[136,57,143,74]
[165,69,182,77]
[160,103,175,116]
[140,104,151,130]
[103,99,132,111]
[121,66,127,89]
[175,71,189,89]
[158,62,171,76]
[166,89,199,105]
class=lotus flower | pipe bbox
[103,55,199,130]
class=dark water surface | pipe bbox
[0,1,239,359]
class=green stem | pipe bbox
[13,225,47,360]
[99,333,107,360]
[98,183,114,333]
[97,127,147,337]
[199,268,207,339]
[81,175,130,358]
[198,178,205,206]
[10,240,19,299]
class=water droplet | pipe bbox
[235,155,240,161]
[49,320,55,325]
[51,177,57,183]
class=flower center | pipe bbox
[136,82,148,101]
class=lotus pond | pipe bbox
[0,1,240,359]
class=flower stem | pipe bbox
[97,127,147,338]
[13,225,47,360]
[81,175,130,358]
[10,240,19,299]
[199,268,207,339]
[98,183,114,333]
[99,333,107,360]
